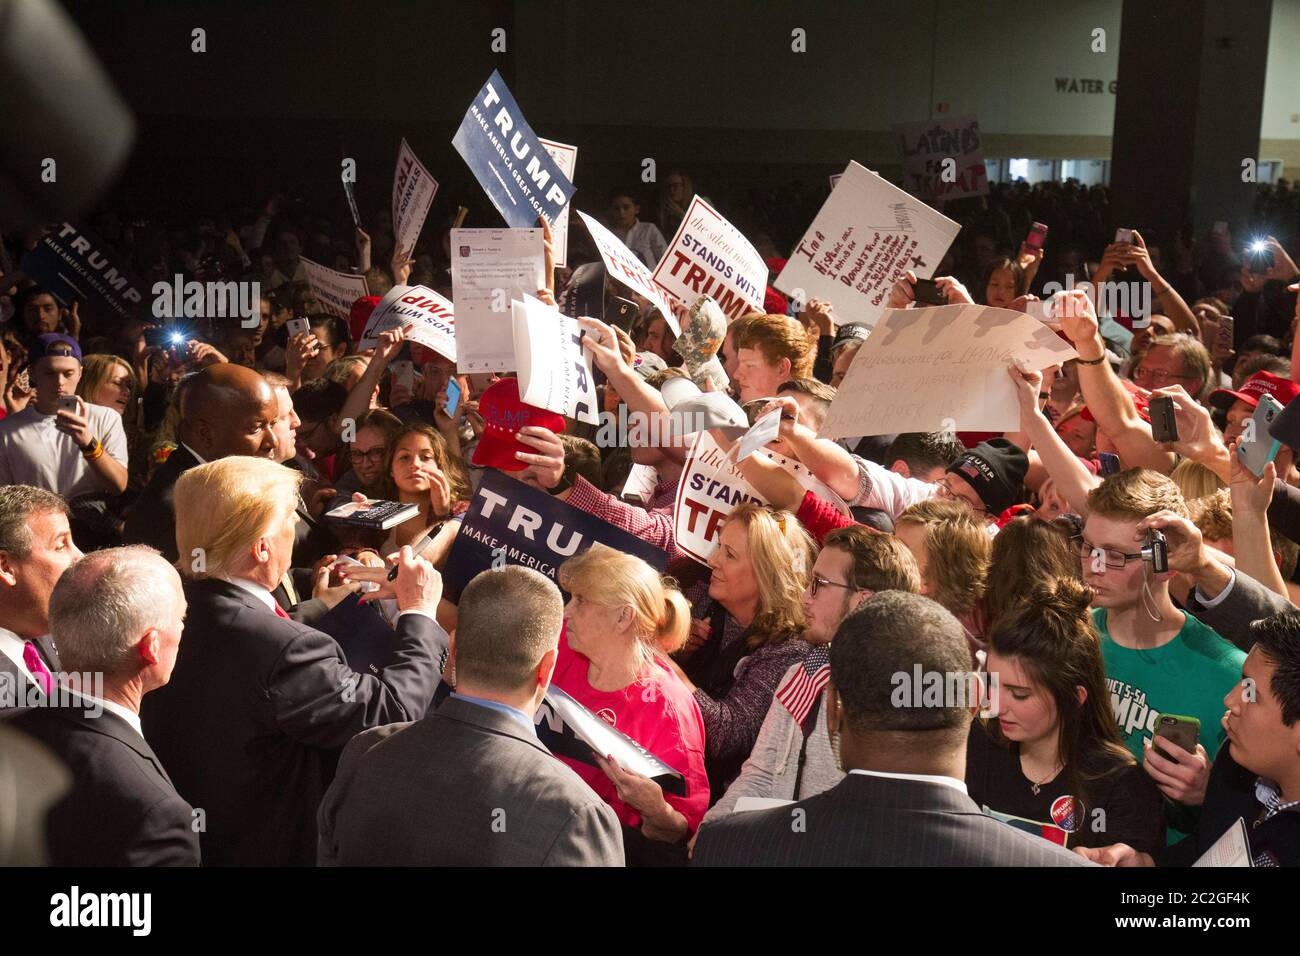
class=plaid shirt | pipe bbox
[565,475,677,554]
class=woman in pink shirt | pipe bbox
[555,544,710,857]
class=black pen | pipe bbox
[386,521,445,581]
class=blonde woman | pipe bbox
[556,544,710,857]
[78,353,147,487]
[669,502,816,794]
[894,498,992,654]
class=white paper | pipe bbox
[776,161,961,329]
[391,138,438,256]
[539,138,577,268]
[652,196,767,322]
[621,464,660,503]
[358,283,456,363]
[819,304,1078,439]
[300,257,369,319]
[450,227,545,372]
[511,293,599,424]
[736,409,781,462]
[893,116,988,202]
[1193,817,1253,867]
[576,211,677,334]
[734,797,794,813]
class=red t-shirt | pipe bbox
[551,629,711,832]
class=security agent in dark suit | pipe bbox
[10,546,199,865]
[319,565,625,866]
[142,456,446,866]
[0,485,80,709]
[123,364,280,562]
[693,591,1088,866]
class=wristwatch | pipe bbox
[79,436,99,454]
[546,469,574,496]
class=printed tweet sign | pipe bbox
[576,211,677,333]
[357,283,456,363]
[443,470,669,598]
[775,162,960,328]
[511,293,599,425]
[391,138,438,255]
[539,138,577,267]
[819,304,1078,439]
[893,116,988,202]
[452,70,575,228]
[450,227,545,372]
[301,257,369,319]
[652,197,766,322]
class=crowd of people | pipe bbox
[1,167,1299,868]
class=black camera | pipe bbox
[1142,529,1169,573]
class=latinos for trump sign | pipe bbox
[452,69,575,229]
[652,197,766,321]
[21,222,147,322]
[391,138,438,255]
[301,257,369,320]
[893,115,988,202]
[357,283,456,363]
[775,162,960,329]
[443,469,669,599]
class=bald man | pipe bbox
[124,364,281,562]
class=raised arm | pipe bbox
[1006,363,1098,516]
[1227,439,1289,599]
[340,325,409,428]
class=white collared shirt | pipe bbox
[224,576,278,613]
[180,442,207,465]
[0,626,36,686]
[92,695,144,739]
[849,768,969,796]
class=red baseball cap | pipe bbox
[470,378,567,472]
[1210,370,1300,411]
[348,296,382,344]
[1082,378,1150,424]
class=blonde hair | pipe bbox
[1087,468,1189,521]
[722,503,816,646]
[896,498,990,620]
[324,355,369,388]
[77,353,134,408]
[174,457,302,579]
[559,544,691,661]
[1170,459,1225,502]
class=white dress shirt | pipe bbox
[0,626,37,686]
[92,695,145,739]
[224,576,278,612]
[849,768,969,796]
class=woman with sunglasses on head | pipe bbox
[967,577,1165,854]
[664,503,816,797]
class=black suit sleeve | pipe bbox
[267,613,442,750]
[123,795,201,867]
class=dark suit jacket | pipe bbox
[318,696,624,866]
[141,577,444,866]
[122,445,200,562]
[10,697,199,866]
[1185,567,1295,652]
[692,772,1090,866]
[0,634,63,714]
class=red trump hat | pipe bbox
[470,378,567,472]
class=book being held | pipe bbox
[325,498,422,531]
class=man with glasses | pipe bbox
[695,528,921,833]
[1081,469,1243,827]
[1128,334,1211,402]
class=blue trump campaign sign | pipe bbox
[21,222,147,322]
[452,69,575,229]
[443,468,668,599]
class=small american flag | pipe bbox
[776,645,830,727]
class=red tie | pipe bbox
[23,641,53,695]
[273,603,290,620]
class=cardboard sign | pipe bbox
[674,432,764,564]
[539,138,577,268]
[450,227,545,372]
[391,138,438,255]
[21,222,147,322]
[652,197,766,321]
[576,211,676,333]
[621,463,660,503]
[452,69,575,228]
[512,292,599,424]
[357,283,456,363]
[301,257,369,319]
[819,304,1078,439]
[775,162,960,328]
[443,469,669,597]
[893,115,988,202]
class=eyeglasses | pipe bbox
[1076,536,1144,570]
[935,476,989,516]
[351,446,386,465]
[810,575,864,598]
[1131,366,1194,387]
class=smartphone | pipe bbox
[1114,228,1134,245]
[287,317,311,339]
[1152,713,1200,760]
[1247,243,1275,275]
[610,296,639,329]
[1143,528,1169,573]
[1148,395,1180,444]
[911,277,947,306]
[1237,394,1284,477]
[144,326,187,350]
[1025,222,1049,251]
[57,395,79,414]
[445,377,462,417]
[1216,315,1234,353]
[391,360,415,394]
[1098,451,1122,477]
[15,368,30,393]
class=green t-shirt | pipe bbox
[1093,607,1245,763]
